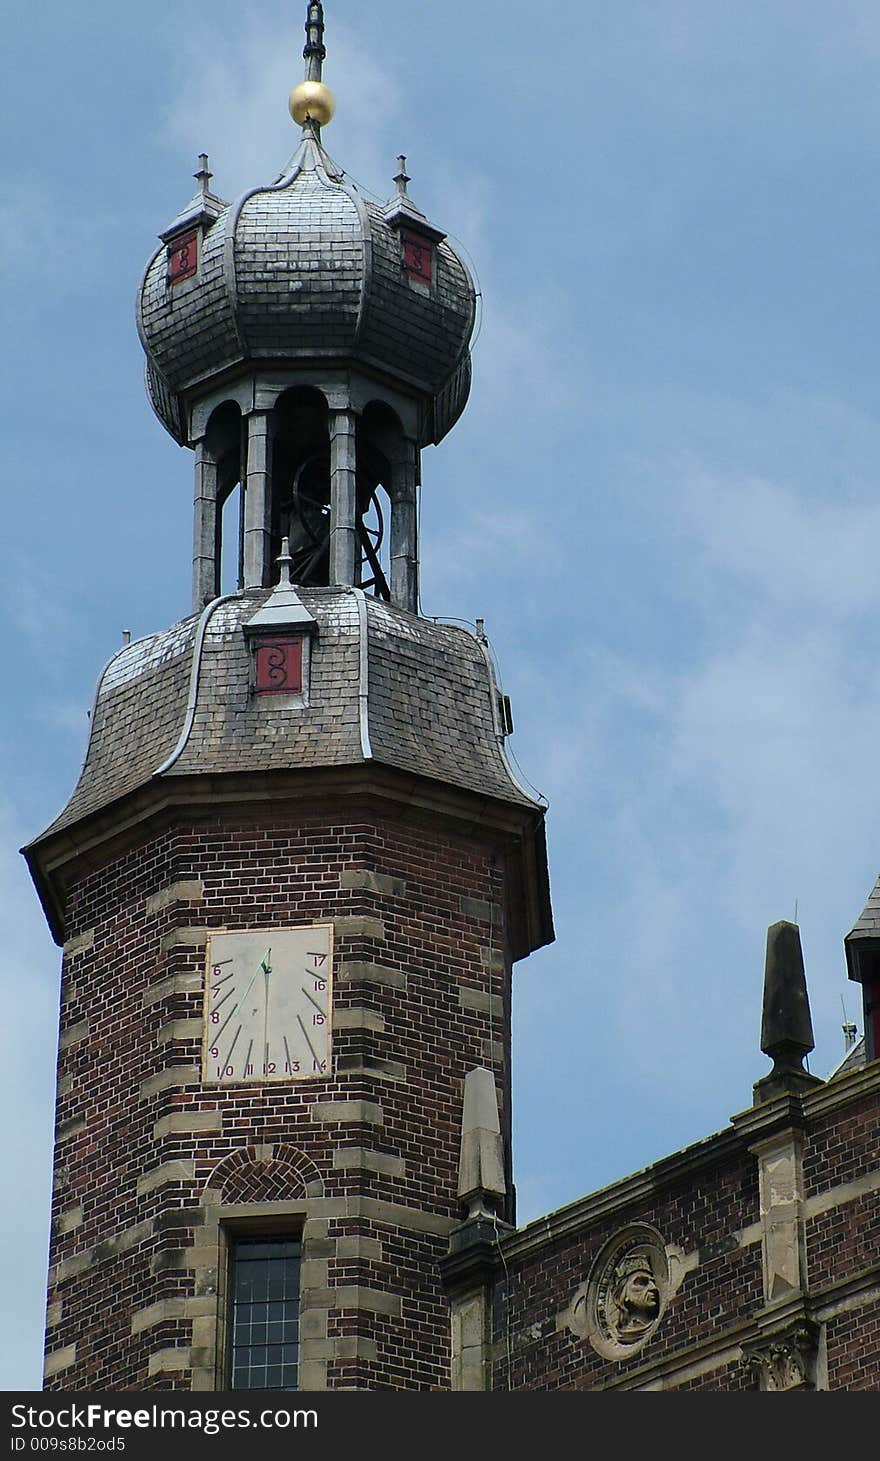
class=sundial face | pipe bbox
[202,925,333,1085]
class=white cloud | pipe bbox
[163,2,402,200]
[468,284,579,444]
[672,459,880,620]
[424,502,554,609]
[509,436,880,1130]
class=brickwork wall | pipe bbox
[44,806,511,1391]
[803,1091,880,1293]
[802,1092,878,1192]
[806,1191,878,1294]
[487,1078,880,1391]
[493,1151,762,1391]
[825,1299,880,1391]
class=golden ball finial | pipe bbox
[289,80,336,127]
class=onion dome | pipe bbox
[137,68,475,450]
[134,4,482,616]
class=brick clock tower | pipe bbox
[26,5,553,1392]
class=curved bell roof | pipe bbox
[34,592,536,842]
[138,120,476,450]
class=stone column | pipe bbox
[243,410,272,589]
[329,409,358,587]
[390,439,419,613]
[450,1287,491,1391]
[738,1130,822,1391]
[192,441,219,611]
[441,1217,508,1391]
[753,1133,807,1306]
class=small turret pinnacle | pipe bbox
[457,1067,506,1220]
[753,920,823,1104]
[277,536,294,587]
[194,154,212,199]
[394,155,411,199]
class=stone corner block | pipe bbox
[131,1298,187,1336]
[146,880,205,917]
[332,1286,402,1318]
[333,916,386,941]
[137,1160,196,1197]
[44,1345,77,1380]
[332,1147,405,1178]
[340,869,406,898]
[56,1206,84,1237]
[153,1110,222,1141]
[333,1007,387,1034]
[63,930,95,961]
[160,926,208,954]
[139,1065,202,1101]
[157,1017,203,1047]
[312,1100,383,1127]
[337,961,406,990]
[57,1116,87,1144]
[297,1360,328,1392]
[148,1348,193,1377]
[59,1020,89,1052]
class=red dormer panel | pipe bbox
[167,229,198,286]
[254,637,304,695]
[402,231,433,286]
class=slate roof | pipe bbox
[32,590,537,845]
[829,1035,866,1080]
[846,876,880,941]
[138,128,475,449]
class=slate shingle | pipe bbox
[34,590,536,845]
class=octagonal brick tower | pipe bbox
[25,3,552,1393]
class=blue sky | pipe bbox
[3,0,880,1389]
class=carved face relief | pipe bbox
[614,1258,661,1337]
[567,1225,670,1361]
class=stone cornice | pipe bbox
[502,1067,880,1263]
[801,1058,880,1117]
[501,1125,748,1261]
[24,762,553,960]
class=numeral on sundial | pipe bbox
[202,926,333,1085]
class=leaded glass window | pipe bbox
[229,1237,301,1390]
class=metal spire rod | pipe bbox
[303,2,326,83]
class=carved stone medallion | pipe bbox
[568,1224,670,1361]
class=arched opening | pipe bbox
[262,390,414,603]
[361,401,418,609]
[356,402,405,603]
[270,387,331,587]
[205,401,244,596]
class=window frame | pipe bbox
[215,1212,306,1393]
[225,1231,303,1392]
